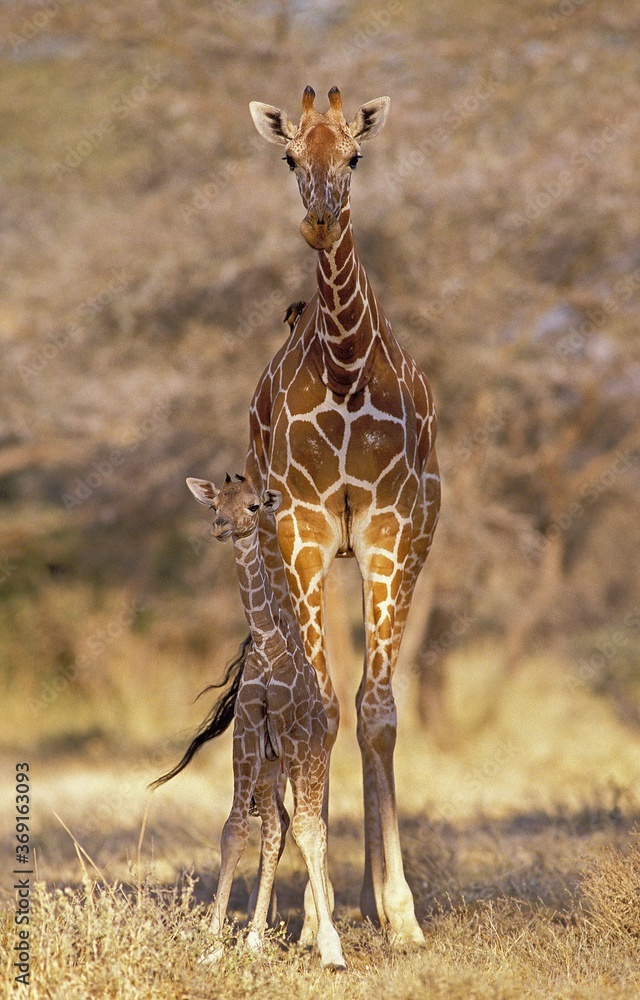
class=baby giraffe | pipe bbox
[187,473,346,971]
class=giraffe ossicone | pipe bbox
[186,473,346,971]
[245,86,441,948]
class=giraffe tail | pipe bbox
[148,634,251,789]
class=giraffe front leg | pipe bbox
[300,769,335,948]
[356,563,425,949]
[204,807,251,963]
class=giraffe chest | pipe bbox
[265,356,432,516]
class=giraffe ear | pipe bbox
[249,102,297,145]
[261,489,283,513]
[186,478,219,508]
[348,97,390,141]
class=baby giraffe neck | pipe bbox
[231,530,284,655]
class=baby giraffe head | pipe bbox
[250,86,390,250]
[187,474,282,541]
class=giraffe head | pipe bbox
[187,474,282,541]
[250,86,390,250]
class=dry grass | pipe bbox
[2,804,640,998]
[2,660,640,998]
[581,832,640,944]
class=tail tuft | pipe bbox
[149,635,251,789]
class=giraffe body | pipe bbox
[187,474,345,970]
[247,88,441,946]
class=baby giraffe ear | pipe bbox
[348,97,390,141]
[261,489,283,513]
[186,478,219,508]
[249,102,297,145]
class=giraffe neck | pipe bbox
[315,203,383,395]
[232,530,286,659]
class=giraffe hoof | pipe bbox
[388,923,426,950]
[323,959,348,972]
[298,921,316,949]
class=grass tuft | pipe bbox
[580,829,640,943]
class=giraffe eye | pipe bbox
[349,154,362,170]
[248,503,260,512]
[283,154,296,171]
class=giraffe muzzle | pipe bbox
[300,207,342,250]
[212,517,233,541]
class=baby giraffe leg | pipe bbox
[206,805,250,962]
[207,730,260,951]
[299,774,336,948]
[291,808,346,970]
[247,767,288,926]
[245,762,289,953]
[289,745,345,971]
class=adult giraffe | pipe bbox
[245,85,441,947]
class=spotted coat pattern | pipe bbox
[246,88,441,948]
[187,475,345,969]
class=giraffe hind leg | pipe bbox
[245,762,289,953]
[204,736,261,961]
[247,767,288,925]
